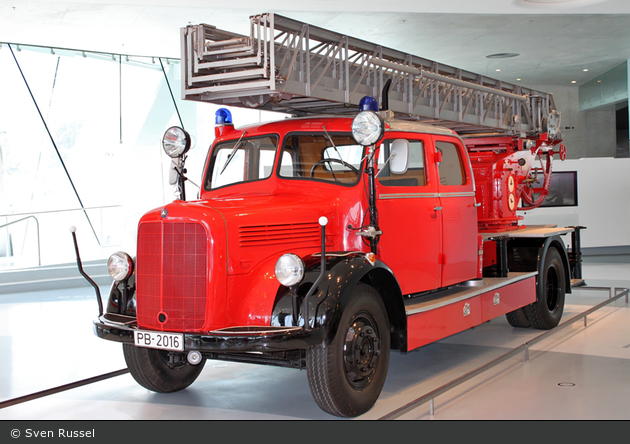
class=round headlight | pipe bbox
[351,111,384,146]
[162,126,191,158]
[275,254,305,287]
[108,252,134,282]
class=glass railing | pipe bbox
[0,43,286,271]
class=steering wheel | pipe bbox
[310,158,360,181]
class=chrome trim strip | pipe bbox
[96,316,303,337]
[379,191,475,200]
[207,326,303,336]
[439,192,476,197]
[379,193,438,199]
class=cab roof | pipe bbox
[221,114,458,139]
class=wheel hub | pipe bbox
[546,267,559,310]
[343,314,380,389]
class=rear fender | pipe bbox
[538,236,572,294]
[508,235,571,294]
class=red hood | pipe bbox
[149,193,336,275]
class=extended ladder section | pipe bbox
[182,13,557,136]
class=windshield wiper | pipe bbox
[220,131,247,175]
[322,126,343,160]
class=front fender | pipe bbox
[272,252,404,347]
[106,273,136,317]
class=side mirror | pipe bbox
[389,139,409,174]
[168,159,180,185]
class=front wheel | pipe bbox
[523,246,566,329]
[123,344,205,393]
[306,284,390,417]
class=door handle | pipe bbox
[433,206,443,211]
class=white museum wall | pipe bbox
[521,157,630,250]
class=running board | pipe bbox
[405,272,537,315]
[405,272,538,351]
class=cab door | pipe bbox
[375,135,441,295]
[433,136,478,287]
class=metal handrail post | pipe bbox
[0,215,41,266]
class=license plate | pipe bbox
[134,330,184,351]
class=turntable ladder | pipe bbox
[181,13,556,136]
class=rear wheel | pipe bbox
[306,284,390,417]
[523,246,566,329]
[123,344,205,393]
[505,307,531,328]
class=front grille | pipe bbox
[239,222,320,247]
[136,221,208,331]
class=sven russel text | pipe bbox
[24,429,95,438]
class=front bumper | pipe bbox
[93,313,323,353]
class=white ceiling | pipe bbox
[1,0,630,87]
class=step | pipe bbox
[405,272,538,315]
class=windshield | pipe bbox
[204,135,279,190]
[279,133,364,185]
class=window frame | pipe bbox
[203,134,280,191]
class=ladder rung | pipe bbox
[190,68,267,83]
[201,46,254,57]
[186,79,274,95]
[196,56,260,70]
[204,37,248,49]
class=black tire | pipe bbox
[523,246,566,330]
[123,344,205,393]
[306,284,390,417]
[505,307,531,328]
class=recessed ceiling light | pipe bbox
[516,78,522,81]
[583,68,589,72]
[496,69,501,72]
[571,80,577,84]
[486,53,520,59]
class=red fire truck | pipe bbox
[76,14,584,417]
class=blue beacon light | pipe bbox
[358,96,379,112]
[215,108,233,125]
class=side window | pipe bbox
[436,141,465,186]
[377,139,426,187]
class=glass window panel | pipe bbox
[436,141,465,186]
[377,139,426,187]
